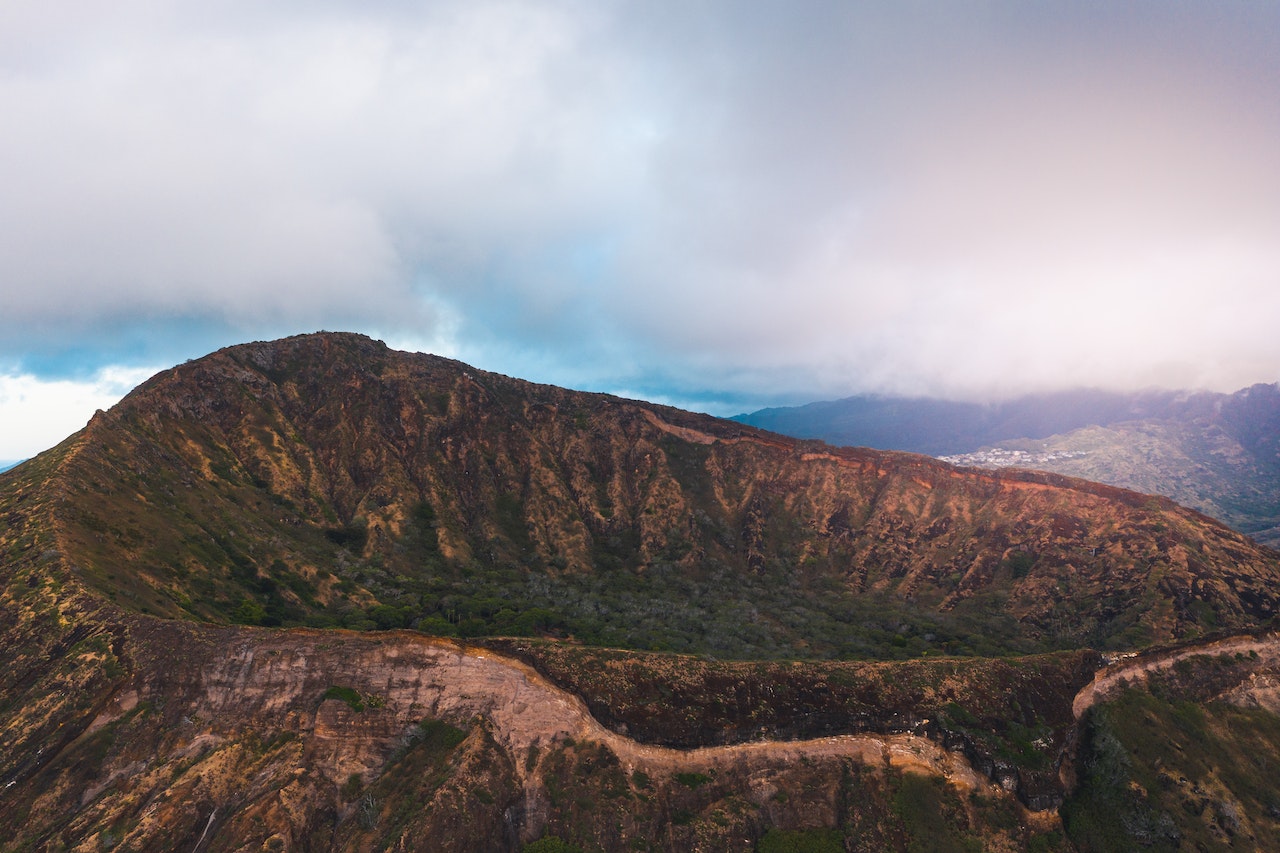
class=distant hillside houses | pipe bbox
[940,448,1088,469]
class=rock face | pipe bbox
[38,332,1280,654]
[0,603,1079,851]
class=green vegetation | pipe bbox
[523,837,582,853]
[324,520,368,550]
[1002,550,1036,579]
[82,462,1057,658]
[326,713,493,848]
[674,771,711,789]
[341,773,364,800]
[535,739,636,848]
[756,827,844,852]
[321,685,366,712]
[891,773,979,853]
[1062,676,1280,851]
[415,717,467,751]
[321,550,1048,660]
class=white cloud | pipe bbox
[0,367,158,461]
[2,1,1280,406]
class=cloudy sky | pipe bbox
[3,1,1280,463]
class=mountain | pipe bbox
[732,389,1203,457]
[4,332,1280,850]
[941,385,1280,548]
[24,332,1280,654]
[736,385,1280,548]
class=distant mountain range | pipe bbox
[736,384,1280,547]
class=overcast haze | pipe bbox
[3,1,1280,462]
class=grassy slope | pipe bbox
[1063,652,1280,851]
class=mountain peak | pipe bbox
[13,332,1276,659]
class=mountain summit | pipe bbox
[17,331,1278,655]
[4,332,1280,849]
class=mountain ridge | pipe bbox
[736,383,1280,547]
[23,331,1280,656]
[732,387,1218,456]
[5,331,1280,850]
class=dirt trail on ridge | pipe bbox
[168,631,998,806]
[1071,632,1280,719]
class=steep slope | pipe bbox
[1061,632,1280,850]
[0,455,1085,849]
[33,332,1280,655]
[0,593,1089,850]
[6,559,1279,850]
[943,385,1280,548]
[736,384,1280,548]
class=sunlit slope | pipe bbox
[18,331,1280,656]
[971,397,1280,548]
[740,385,1280,549]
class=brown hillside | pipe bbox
[6,331,1280,850]
[38,331,1280,653]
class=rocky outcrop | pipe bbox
[0,595,1054,851]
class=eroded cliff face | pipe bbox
[40,332,1280,657]
[0,456,1073,850]
[1,587,1066,851]
[9,566,1280,853]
